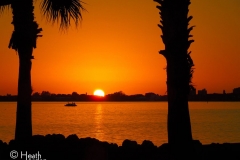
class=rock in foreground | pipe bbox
[0,134,239,160]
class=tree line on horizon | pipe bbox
[2,90,240,102]
[1,0,199,159]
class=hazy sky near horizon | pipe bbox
[0,0,240,95]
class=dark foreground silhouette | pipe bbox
[0,134,239,160]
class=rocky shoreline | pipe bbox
[0,134,240,160]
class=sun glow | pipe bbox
[94,89,105,97]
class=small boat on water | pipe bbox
[65,102,77,107]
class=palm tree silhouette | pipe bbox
[154,0,195,158]
[0,0,85,141]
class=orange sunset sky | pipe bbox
[0,0,240,95]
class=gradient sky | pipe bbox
[0,0,240,95]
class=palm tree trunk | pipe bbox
[15,48,33,141]
[10,0,36,141]
[166,55,192,144]
[154,0,195,159]
[167,55,193,159]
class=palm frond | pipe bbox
[40,0,85,30]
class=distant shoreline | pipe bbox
[1,93,240,102]
[1,100,240,102]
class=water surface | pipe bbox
[0,102,240,146]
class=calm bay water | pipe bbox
[0,102,240,146]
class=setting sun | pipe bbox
[93,89,105,97]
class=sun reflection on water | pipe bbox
[95,104,104,140]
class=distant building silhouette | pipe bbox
[233,87,240,94]
[198,89,207,95]
[223,90,226,94]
